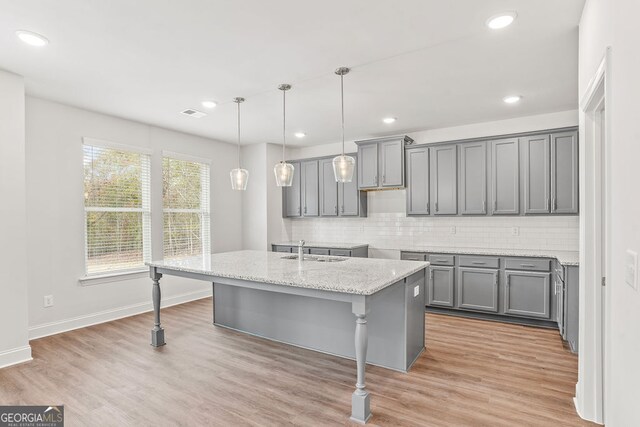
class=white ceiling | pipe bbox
[0,0,585,146]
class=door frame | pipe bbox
[575,47,612,425]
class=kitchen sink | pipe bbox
[280,254,347,262]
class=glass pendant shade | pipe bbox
[332,154,355,182]
[274,161,295,187]
[230,168,249,191]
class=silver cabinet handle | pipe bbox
[520,263,536,268]
[406,257,421,261]
[471,261,486,265]
[483,200,486,212]
[552,197,557,211]
[374,174,378,185]
[297,206,301,214]
[426,202,430,213]
[304,206,307,214]
[494,200,498,212]
[335,205,338,214]
[435,259,448,263]
[435,202,439,212]
[382,174,386,184]
[547,198,550,211]
[341,205,345,213]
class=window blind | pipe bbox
[83,144,151,275]
[162,156,211,259]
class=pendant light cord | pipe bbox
[340,73,345,156]
[282,89,286,162]
[237,100,241,168]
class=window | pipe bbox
[83,141,151,275]
[162,155,211,259]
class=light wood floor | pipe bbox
[1,298,593,426]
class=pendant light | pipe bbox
[230,97,249,190]
[332,67,356,183]
[273,84,295,187]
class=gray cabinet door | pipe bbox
[301,160,319,217]
[523,134,551,214]
[459,142,487,215]
[430,145,457,215]
[490,138,520,214]
[339,155,362,216]
[283,161,301,217]
[319,158,338,216]
[551,131,579,214]
[406,147,429,215]
[456,267,499,312]
[358,143,378,189]
[428,266,454,307]
[380,139,404,187]
[504,271,550,319]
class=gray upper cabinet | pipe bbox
[406,147,430,215]
[380,139,404,187]
[319,158,338,216]
[301,160,319,217]
[523,135,551,214]
[356,135,412,190]
[458,142,487,215]
[338,155,367,217]
[358,143,379,189]
[551,131,579,214]
[504,271,551,319]
[430,145,457,215]
[282,161,301,218]
[456,267,499,312]
[490,138,520,215]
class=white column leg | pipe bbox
[151,269,165,347]
[351,297,371,423]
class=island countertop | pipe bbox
[147,250,428,296]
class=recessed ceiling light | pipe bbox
[16,30,49,47]
[383,117,397,124]
[201,100,217,109]
[503,95,522,104]
[295,132,306,138]
[486,12,517,30]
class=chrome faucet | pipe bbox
[298,240,305,260]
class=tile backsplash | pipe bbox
[282,190,579,253]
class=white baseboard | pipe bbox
[28,289,212,340]
[0,345,33,369]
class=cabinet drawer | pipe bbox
[309,248,330,255]
[504,258,551,271]
[459,256,499,269]
[428,254,455,266]
[329,249,351,257]
[273,246,292,253]
[401,252,427,261]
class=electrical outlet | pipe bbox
[626,250,638,290]
[43,295,54,308]
[450,226,456,235]
[512,227,520,236]
[413,285,420,297]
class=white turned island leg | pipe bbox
[351,297,371,424]
[151,269,165,347]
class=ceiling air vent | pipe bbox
[180,109,207,118]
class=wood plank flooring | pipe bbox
[0,298,594,426]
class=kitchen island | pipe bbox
[147,250,428,424]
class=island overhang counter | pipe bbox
[147,250,429,424]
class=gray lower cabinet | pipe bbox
[406,147,430,215]
[319,158,338,216]
[430,145,457,215]
[458,142,487,215]
[564,265,579,352]
[551,131,579,214]
[504,271,551,319]
[301,160,319,217]
[456,267,499,312]
[282,161,301,217]
[428,266,454,307]
[491,138,520,214]
[523,134,551,214]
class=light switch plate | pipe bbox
[413,285,420,297]
[43,295,54,308]
[626,250,638,290]
[450,226,456,235]
[512,227,520,236]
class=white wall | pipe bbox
[579,0,640,425]
[283,110,580,258]
[25,97,243,339]
[0,70,31,367]
[241,143,268,250]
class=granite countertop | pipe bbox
[148,250,427,296]
[271,241,369,250]
[401,246,579,266]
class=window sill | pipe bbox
[79,268,149,286]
